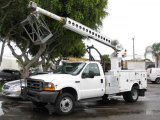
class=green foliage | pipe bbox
[102,54,110,63]
[0,0,108,66]
[0,0,28,36]
[0,82,3,92]
[151,42,160,67]
[37,0,108,29]
[37,0,108,58]
[152,43,160,56]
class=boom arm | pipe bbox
[28,1,122,52]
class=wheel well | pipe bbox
[155,77,160,84]
[61,87,78,100]
[132,83,139,89]
[155,77,160,80]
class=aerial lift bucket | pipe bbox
[21,14,53,45]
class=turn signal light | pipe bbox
[43,83,55,91]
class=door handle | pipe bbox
[75,81,80,83]
[101,79,103,83]
[135,72,138,75]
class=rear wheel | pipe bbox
[123,86,139,102]
[155,78,160,84]
[55,93,75,115]
[151,81,155,84]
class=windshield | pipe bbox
[54,62,86,75]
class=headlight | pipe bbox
[10,85,21,91]
[43,82,55,91]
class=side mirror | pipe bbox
[89,71,94,78]
[82,73,87,78]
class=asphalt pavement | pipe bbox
[0,82,160,120]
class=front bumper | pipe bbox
[27,90,59,103]
[2,89,21,98]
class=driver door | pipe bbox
[79,63,105,99]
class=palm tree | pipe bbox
[144,43,160,68]
[152,43,160,67]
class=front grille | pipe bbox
[3,85,10,89]
[27,78,43,91]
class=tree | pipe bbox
[34,0,108,70]
[144,43,160,68]
[152,43,160,68]
[101,54,111,72]
[102,54,110,63]
[0,0,108,78]
[0,0,47,78]
[0,36,6,66]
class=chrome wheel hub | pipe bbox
[60,97,73,113]
[132,89,138,100]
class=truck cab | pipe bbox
[27,61,106,114]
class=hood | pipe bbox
[29,73,76,83]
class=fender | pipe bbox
[131,81,140,90]
[55,82,81,100]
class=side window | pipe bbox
[83,63,100,76]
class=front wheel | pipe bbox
[55,93,75,115]
[123,86,139,102]
[155,78,160,84]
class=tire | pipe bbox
[55,93,75,115]
[151,81,156,84]
[32,101,47,107]
[155,78,160,84]
[123,92,130,102]
[123,86,139,103]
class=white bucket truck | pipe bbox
[23,1,147,115]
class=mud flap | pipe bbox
[138,89,146,96]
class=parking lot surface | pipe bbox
[0,82,160,120]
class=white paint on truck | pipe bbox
[29,61,147,99]
[105,70,147,94]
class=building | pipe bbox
[0,55,20,70]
